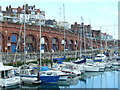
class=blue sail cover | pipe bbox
[73,58,86,64]
[32,66,50,71]
[53,56,66,64]
[93,59,102,62]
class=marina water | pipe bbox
[1,69,119,89]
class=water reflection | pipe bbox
[59,71,119,88]
[21,83,59,90]
[58,76,79,88]
[83,71,118,88]
[0,70,119,89]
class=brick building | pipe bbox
[0,21,115,53]
[0,4,115,53]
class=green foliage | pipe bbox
[63,57,76,62]
[42,60,51,65]
[26,61,37,64]
[4,61,24,67]
[4,57,77,67]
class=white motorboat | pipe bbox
[83,64,100,72]
[0,62,21,88]
[60,64,81,76]
[112,61,120,66]
[19,68,41,85]
[84,59,105,72]
[94,62,105,71]
[94,53,107,62]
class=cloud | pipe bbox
[99,6,110,11]
[99,19,109,24]
[113,11,118,16]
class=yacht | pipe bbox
[94,53,107,62]
[19,67,60,84]
[0,62,21,87]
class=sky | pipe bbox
[0,0,119,39]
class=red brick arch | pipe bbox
[26,34,36,52]
[0,33,5,51]
[51,36,60,51]
[0,23,94,52]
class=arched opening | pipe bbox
[0,33,4,52]
[41,36,49,52]
[61,39,68,51]
[26,35,36,52]
[68,40,74,51]
[10,34,19,53]
[75,40,78,50]
[52,37,59,52]
[38,36,49,52]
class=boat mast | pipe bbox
[75,28,80,59]
[13,25,22,66]
[89,19,93,58]
[80,16,83,59]
[63,3,66,55]
[82,17,86,56]
[23,3,26,64]
[100,27,102,52]
[37,12,42,81]
[105,29,108,50]
[0,24,2,62]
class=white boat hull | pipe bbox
[112,62,120,66]
[84,66,99,72]
[59,75,68,81]
[21,77,40,84]
[0,76,20,87]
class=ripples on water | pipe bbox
[59,71,119,88]
[1,70,120,90]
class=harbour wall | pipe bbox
[1,48,119,64]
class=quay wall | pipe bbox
[1,49,100,64]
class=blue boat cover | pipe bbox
[73,58,86,64]
[53,56,66,64]
[32,66,50,71]
[93,59,102,62]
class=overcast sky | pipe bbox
[0,0,119,39]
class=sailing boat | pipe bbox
[18,4,60,83]
[15,4,41,85]
[73,17,86,64]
